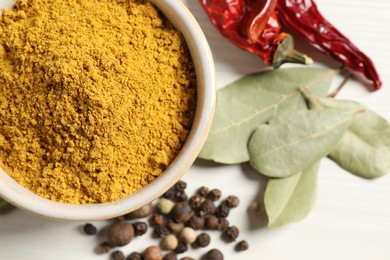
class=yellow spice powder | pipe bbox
[0,0,196,203]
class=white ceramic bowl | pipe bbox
[0,0,216,220]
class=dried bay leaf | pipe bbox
[320,99,390,178]
[198,68,336,164]
[249,109,359,178]
[265,163,319,228]
[299,87,390,179]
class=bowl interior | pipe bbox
[0,0,215,221]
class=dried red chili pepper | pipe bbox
[199,0,312,68]
[276,0,382,90]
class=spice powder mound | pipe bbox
[0,0,196,203]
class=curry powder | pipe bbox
[0,0,196,203]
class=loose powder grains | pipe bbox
[0,0,196,203]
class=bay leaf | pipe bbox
[249,109,358,178]
[319,98,390,178]
[264,163,319,228]
[198,68,336,164]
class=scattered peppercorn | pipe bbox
[157,198,175,215]
[167,220,184,234]
[151,213,166,227]
[222,226,239,242]
[179,227,197,244]
[207,189,221,201]
[174,241,188,254]
[163,252,177,260]
[204,249,224,260]
[225,196,240,208]
[186,216,205,230]
[235,240,249,252]
[195,233,210,248]
[205,215,219,230]
[96,241,111,254]
[216,203,230,218]
[143,246,163,260]
[83,223,97,235]
[111,250,125,260]
[217,218,229,231]
[163,187,177,201]
[125,203,154,219]
[188,194,202,209]
[199,199,216,216]
[107,221,135,247]
[83,181,245,259]
[197,186,209,197]
[174,190,188,202]
[171,202,193,223]
[161,234,179,250]
[175,180,187,191]
[127,252,143,260]
[153,226,171,238]
[133,221,148,236]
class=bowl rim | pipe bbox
[0,0,216,221]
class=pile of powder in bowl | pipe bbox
[0,0,196,204]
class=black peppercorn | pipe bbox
[133,221,148,236]
[153,226,171,238]
[163,186,177,201]
[204,249,224,260]
[186,216,205,230]
[217,218,229,231]
[163,252,177,260]
[188,194,202,209]
[151,213,165,227]
[197,186,209,197]
[127,252,143,260]
[83,223,97,235]
[175,180,187,191]
[216,203,230,218]
[195,233,210,248]
[225,195,240,208]
[174,242,188,254]
[205,215,219,230]
[207,189,221,201]
[222,226,239,242]
[174,190,188,202]
[111,250,125,260]
[199,199,216,216]
[235,240,249,252]
[171,202,194,223]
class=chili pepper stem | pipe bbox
[327,74,353,98]
[272,34,313,68]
